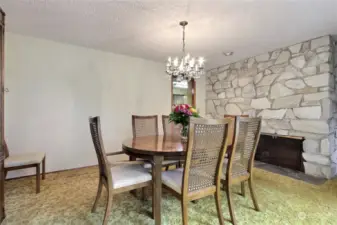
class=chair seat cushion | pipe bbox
[5,152,45,168]
[162,168,184,194]
[222,159,250,179]
[111,164,152,189]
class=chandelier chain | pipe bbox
[182,24,185,54]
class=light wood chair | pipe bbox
[221,116,262,225]
[132,115,180,170]
[4,141,45,194]
[89,116,152,225]
[162,115,181,138]
[162,117,231,225]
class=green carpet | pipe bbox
[4,166,337,225]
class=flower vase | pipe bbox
[180,125,188,143]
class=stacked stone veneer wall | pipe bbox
[206,35,337,178]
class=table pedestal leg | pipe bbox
[129,156,137,196]
[153,155,163,225]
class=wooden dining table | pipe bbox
[122,135,186,225]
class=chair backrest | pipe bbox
[89,117,112,184]
[226,117,262,178]
[162,115,181,138]
[132,115,158,138]
[182,117,231,194]
[224,114,248,146]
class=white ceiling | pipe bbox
[1,0,337,69]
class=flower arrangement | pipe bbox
[169,104,200,138]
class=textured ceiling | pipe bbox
[1,0,337,69]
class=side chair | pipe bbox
[221,116,262,225]
[89,116,152,225]
[4,141,46,194]
[161,117,231,225]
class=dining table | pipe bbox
[122,135,186,225]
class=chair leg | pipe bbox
[225,183,236,225]
[215,188,225,225]
[42,157,46,180]
[4,170,7,180]
[241,182,245,197]
[92,178,103,213]
[141,187,148,201]
[248,177,260,211]
[36,164,40,194]
[103,189,113,225]
[181,200,188,225]
[165,166,169,171]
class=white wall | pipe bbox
[4,33,205,178]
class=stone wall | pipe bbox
[206,35,337,178]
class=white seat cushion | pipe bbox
[162,168,184,194]
[5,152,45,168]
[110,164,152,189]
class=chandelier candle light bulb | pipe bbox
[166,21,205,81]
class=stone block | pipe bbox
[210,75,218,83]
[229,97,245,103]
[302,152,330,166]
[267,119,291,130]
[270,64,286,73]
[272,94,302,109]
[206,84,212,91]
[225,104,242,115]
[289,130,325,140]
[254,72,263,84]
[301,41,310,52]
[206,91,217,99]
[302,66,317,76]
[220,81,231,89]
[238,77,253,87]
[206,100,216,114]
[217,92,226,99]
[310,36,330,50]
[256,86,270,97]
[303,91,329,101]
[303,162,322,177]
[285,109,296,119]
[321,138,330,156]
[213,100,220,106]
[261,126,276,134]
[216,105,226,115]
[304,73,329,87]
[275,51,291,65]
[247,57,256,68]
[258,109,287,119]
[316,46,331,53]
[289,43,302,54]
[307,52,331,66]
[258,61,274,71]
[277,72,296,81]
[235,88,241,97]
[256,74,279,87]
[271,50,281,59]
[251,97,271,109]
[217,71,228,80]
[321,98,332,120]
[276,129,289,135]
[285,79,306,89]
[255,53,270,62]
[270,83,295,99]
[319,63,331,73]
[232,78,238,88]
[242,84,256,98]
[303,139,320,153]
[264,69,272,75]
[290,120,329,134]
[290,56,306,69]
[243,109,256,117]
[293,106,322,119]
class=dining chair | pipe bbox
[162,115,181,138]
[162,117,231,225]
[132,115,179,170]
[89,116,152,225]
[221,116,262,225]
[4,141,46,193]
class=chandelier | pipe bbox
[166,21,205,81]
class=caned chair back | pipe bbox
[224,114,248,146]
[89,117,112,185]
[227,117,262,177]
[162,115,181,138]
[132,115,158,138]
[182,117,231,194]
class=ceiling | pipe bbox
[1,0,337,69]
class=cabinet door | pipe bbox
[0,8,5,222]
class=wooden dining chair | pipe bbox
[4,141,46,193]
[162,115,181,138]
[89,116,152,225]
[162,117,231,225]
[221,117,262,225]
[132,115,179,170]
